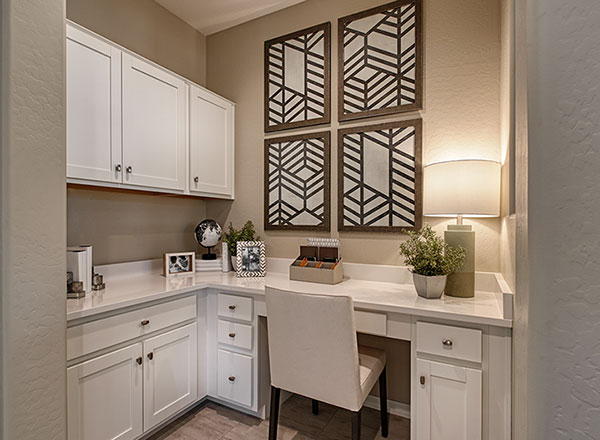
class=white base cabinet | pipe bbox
[67,344,143,440]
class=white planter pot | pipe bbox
[412,273,447,299]
[230,256,237,272]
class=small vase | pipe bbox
[412,273,447,299]
[230,256,237,272]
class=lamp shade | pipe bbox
[423,159,500,218]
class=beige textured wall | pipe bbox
[66,0,209,264]
[206,0,502,271]
[67,0,206,85]
[1,0,67,437]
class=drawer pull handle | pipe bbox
[147,352,154,360]
[228,376,236,382]
[141,320,150,326]
[136,357,142,365]
[228,305,236,311]
[228,332,236,338]
[442,339,453,347]
[420,376,425,385]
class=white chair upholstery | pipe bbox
[265,286,388,440]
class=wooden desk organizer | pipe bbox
[289,246,343,285]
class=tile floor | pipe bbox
[149,395,410,440]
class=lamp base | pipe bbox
[444,224,475,298]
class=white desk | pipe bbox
[66,259,512,440]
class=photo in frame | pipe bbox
[264,131,330,231]
[338,0,422,121]
[236,241,266,277]
[264,22,331,132]
[338,119,422,232]
[163,252,196,277]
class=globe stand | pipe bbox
[202,247,217,260]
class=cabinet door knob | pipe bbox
[194,176,199,183]
[228,332,236,338]
[126,166,133,174]
[136,357,142,365]
[228,305,236,311]
[115,164,122,172]
[442,339,453,347]
[228,376,236,382]
[147,352,154,360]
[420,376,425,385]
[141,319,150,326]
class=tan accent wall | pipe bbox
[206,0,502,271]
[66,0,208,264]
[207,0,503,405]
[1,0,67,437]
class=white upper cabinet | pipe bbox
[66,25,122,183]
[65,22,234,199]
[190,85,235,197]
[122,54,187,191]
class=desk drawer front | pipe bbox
[355,310,387,336]
[67,296,197,360]
[218,293,253,322]
[217,349,253,407]
[416,321,482,363]
[217,320,253,351]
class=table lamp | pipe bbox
[423,160,500,297]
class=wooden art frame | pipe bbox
[338,0,423,122]
[264,22,331,132]
[236,241,266,277]
[264,131,331,232]
[163,252,196,277]
[338,119,422,232]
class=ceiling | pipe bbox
[155,0,307,35]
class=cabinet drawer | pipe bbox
[218,293,253,322]
[217,320,253,351]
[355,310,387,336]
[217,349,253,407]
[67,296,197,360]
[416,321,482,363]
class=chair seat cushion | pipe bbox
[358,345,386,405]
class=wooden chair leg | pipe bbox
[312,399,319,415]
[352,408,362,440]
[379,367,389,438]
[269,387,281,440]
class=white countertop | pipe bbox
[67,259,513,328]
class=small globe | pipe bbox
[195,219,222,249]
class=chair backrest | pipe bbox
[265,286,362,411]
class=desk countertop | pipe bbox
[67,263,512,328]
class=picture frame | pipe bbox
[163,252,196,277]
[264,131,331,231]
[264,22,331,132]
[338,119,422,232]
[338,0,423,122]
[236,241,266,277]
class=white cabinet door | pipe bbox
[189,85,234,197]
[122,53,187,191]
[416,359,482,440]
[67,344,143,440]
[66,24,122,183]
[143,323,197,431]
[217,349,253,407]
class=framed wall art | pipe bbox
[338,0,422,121]
[236,241,266,277]
[265,131,330,231]
[264,22,331,132]
[338,119,422,232]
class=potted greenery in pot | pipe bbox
[399,224,466,299]
[222,220,260,270]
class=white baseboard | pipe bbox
[364,395,411,419]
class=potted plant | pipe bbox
[399,224,466,299]
[222,220,261,270]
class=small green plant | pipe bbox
[222,220,261,256]
[399,224,466,276]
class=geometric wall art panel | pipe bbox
[338,0,422,121]
[338,120,422,232]
[264,23,331,132]
[265,132,330,231]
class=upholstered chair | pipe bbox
[265,286,389,440]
